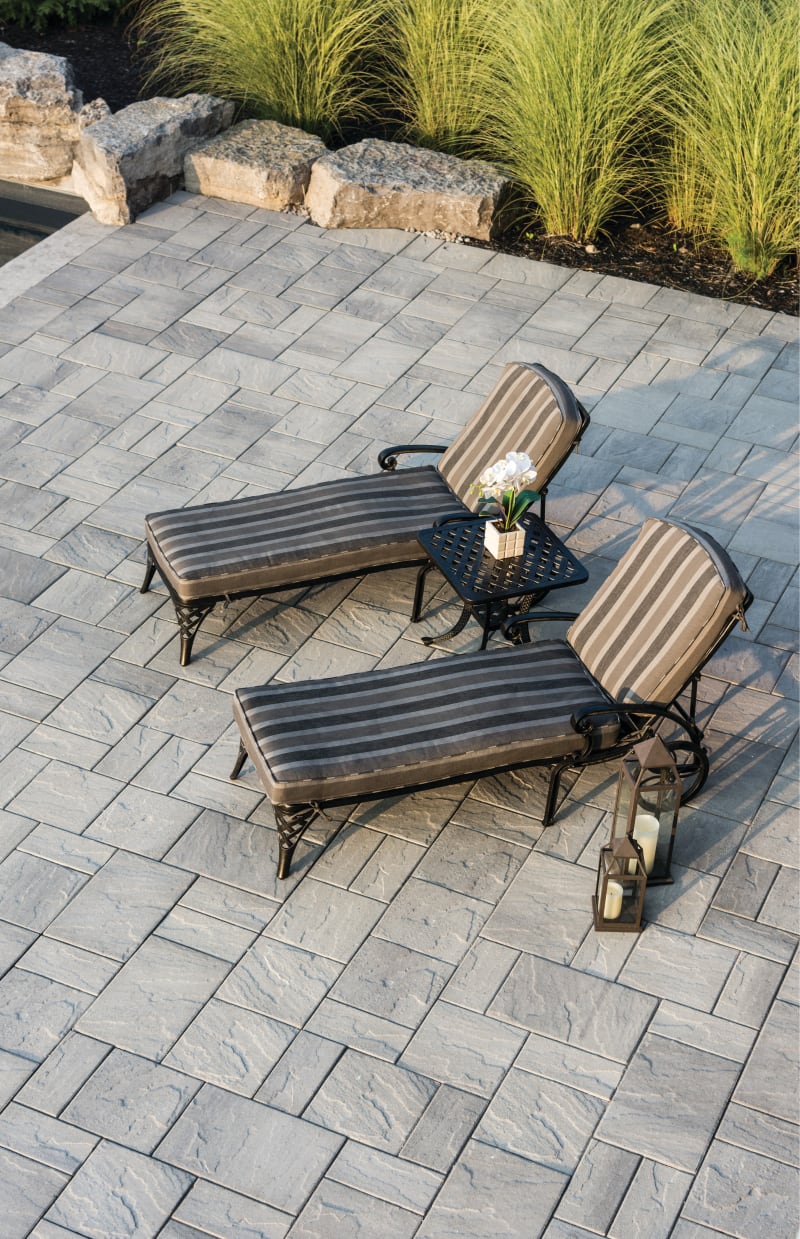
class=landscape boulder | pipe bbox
[0,43,83,180]
[185,119,327,210]
[73,94,235,225]
[305,139,509,241]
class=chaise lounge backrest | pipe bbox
[438,362,586,503]
[567,517,748,705]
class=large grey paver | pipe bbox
[46,851,192,961]
[75,937,230,1059]
[164,997,294,1095]
[172,1179,291,1239]
[46,1139,192,1239]
[682,1140,800,1238]
[0,1146,68,1239]
[733,998,800,1123]
[61,1049,200,1152]
[218,937,340,1027]
[489,954,658,1061]
[475,1068,605,1171]
[373,877,492,964]
[618,924,736,1011]
[0,1102,98,1174]
[0,852,87,932]
[304,1050,437,1153]
[609,1159,694,1239]
[157,1083,343,1213]
[265,878,384,963]
[416,1140,567,1239]
[482,851,592,963]
[400,1001,525,1097]
[555,1139,639,1232]
[0,970,93,1063]
[1,617,122,697]
[329,1140,443,1213]
[596,1033,740,1172]
[165,809,305,899]
[330,938,452,1027]
[289,1178,420,1238]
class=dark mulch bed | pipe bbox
[0,14,145,115]
[3,14,797,316]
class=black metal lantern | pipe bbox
[593,836,647,932]
[610,736,681,885]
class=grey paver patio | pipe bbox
[0,194,796,1237]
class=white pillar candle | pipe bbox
[603,880,624,920]
[633,812,660,875]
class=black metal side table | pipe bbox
[412,514,587,647]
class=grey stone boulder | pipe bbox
[73,94,235,225]
[0,43,83,180]
[305,139,509,241]
[185,119,327,210]
[78,97,111,130]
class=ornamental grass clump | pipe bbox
[385,0,498,152]
[133,0,382,141]
[483,0,672,241]
[662,0,798,279]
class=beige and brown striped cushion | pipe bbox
[567,518,747,705]
[145,467,467,603]
[233,640,618,805]
[437,362,584,505]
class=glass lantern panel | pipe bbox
[638,778,678,820]
[620,879,643,926]
[611,768,637,842]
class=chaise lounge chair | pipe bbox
[230,517,751,878]
[141,362,589,664]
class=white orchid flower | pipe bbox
[470,451,539,528]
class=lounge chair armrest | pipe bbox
[431,511,477,528]
[378,444,449,471]
[571,700,695,736]
[502,611,579,638]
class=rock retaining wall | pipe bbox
[2,43,509,241]
[305,139,508,242]
[184,119,327,211]
[73,95,235,225]
[0,43,85,181]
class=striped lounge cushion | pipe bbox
[568,518,748,706]
[233,640,619,805]
[438,362,584,505]
[145,467,466,603]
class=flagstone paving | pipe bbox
[0,192,797,1239]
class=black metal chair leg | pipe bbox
[274,803,319,879]
[140,549,157,594]
[422,602,472,646]
[175,602,214,666]
[543,759,570,826]
[230,740,247,780]
[479,604,493,650]
[412,562,434,622]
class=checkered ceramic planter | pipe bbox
[483,520,525,559]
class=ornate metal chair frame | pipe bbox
[140,363,589,664]
[230,519,752,878]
